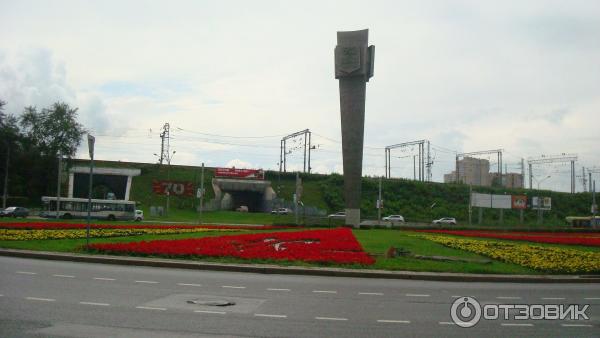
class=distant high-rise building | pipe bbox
[444,157,523,188]
[444,157,490,186]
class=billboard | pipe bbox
[471,193,513,209]
[511,195,527,209]
[152,180,194,196]
[214,167,265,180]
[471,193,491,208]
[531,197,552,210]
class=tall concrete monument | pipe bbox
[334,29,374,227]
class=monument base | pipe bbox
[345,208,361,228]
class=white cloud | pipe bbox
[1,1,599,192]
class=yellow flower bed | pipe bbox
[417,234,600,273]
[0,228,237,241]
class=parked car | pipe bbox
[0,206,29,218]
[134,210,144,221]
[432,217,457,225]
[382,215,405,222]
[271,208,291,215]
[328,211,346,219]
[236,205,249,212]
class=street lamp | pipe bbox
[534,175,551,190]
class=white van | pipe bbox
[134,210,144,221]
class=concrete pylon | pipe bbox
[334,29,375,228]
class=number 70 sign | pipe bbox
[151,180,194,196]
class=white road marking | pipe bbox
[26,297,55,302]
[315,317,348,321]
[541,297,565,300]
[135,280,159,284]
[496,296,522,300]
[359,292,383,296]
[377,320,410,324]
[406,294,430,297]
[584,297,600,300]
[194,310,226,314]
[177,283,202,287]
[93,277,115,281]
[16,271,36,275]
[79,302,110,306]
[136,306,166,311]
[0,294,3,297]
[439,322,456,325]
[313,290,337,294]
[267,288,291,291]
[53,274,75,278]
[255,313,287,318]
[501,323,533,327]
[451,296,462,298]
[222,285,246,289]
[561,324,593,327]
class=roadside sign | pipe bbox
[87,134,95,159]
[592,204,598,214]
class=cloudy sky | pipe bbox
[1,0,599,192]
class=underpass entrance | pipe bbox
[211,178,276,213]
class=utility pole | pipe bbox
[529,163,533,189]
[571,160,575,193]
[592,181,597,227]
[86,134,95,247]
[582,167,587,192]
[159,123,170,165]
[521,158,525,188]
[56,153,62,218]
[199,163,204,224]
[385,140,430,181]
[427,141,431,181]
[413,155,416,180]
[377,176,382,224]
[468,185,472,226]
[528,154,577,193]
[280,129,310,173]
[2,142,8,209]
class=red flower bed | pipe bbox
[0,222,287,231]
[416,230,600,247]
[88,228,375,265]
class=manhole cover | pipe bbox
[187,298,236,306]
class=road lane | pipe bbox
[0,256,598,337]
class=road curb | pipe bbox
[1,248,598,283]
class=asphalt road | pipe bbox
[0,256,598,337]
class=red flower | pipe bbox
[88,228,375,265]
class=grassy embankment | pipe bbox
[69,159,593,227]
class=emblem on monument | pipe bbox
[335,46,361,74]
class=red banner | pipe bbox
[512,195,527,209]
[214,167,264,180]
[152,180,194,196]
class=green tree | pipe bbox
[19,102,86,157]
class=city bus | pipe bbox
[40,196,137,221]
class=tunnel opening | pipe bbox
[228,191,264,212]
